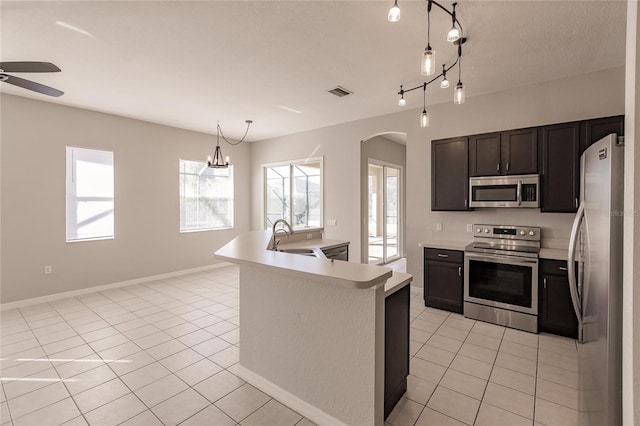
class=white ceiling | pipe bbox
[0,1,627,141]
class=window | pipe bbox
[264,157,323,229]
[179,159,233,232]
[66,147,114,242]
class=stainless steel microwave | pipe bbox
[469,174,540,208]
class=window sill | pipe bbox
[66,236,114,243]
[180,227,234,234]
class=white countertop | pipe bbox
[421,238,570,261]
[384,272,412,297]
[215,231,393,290]
[539,248,568,261]
[419,240,470,251]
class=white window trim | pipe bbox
[66,146,115,243]
[262,156,324,230]
[179,159,234,233]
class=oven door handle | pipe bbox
[464,251,538,267]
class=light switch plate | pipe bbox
[327,219,337,226]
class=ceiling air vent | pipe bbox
[327,86,353,98]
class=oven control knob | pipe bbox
[519,230,526,236]
[484,228,490,233]
[476,228,481,233]
[529,230,535,236]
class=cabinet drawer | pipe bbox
[540,259,568,276]
[424,248,463,263]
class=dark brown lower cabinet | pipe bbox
[538,259,578,339]
[384,285,409,419]
[424,248,463,314]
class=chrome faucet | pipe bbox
[268,219,294,250]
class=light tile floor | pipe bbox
[386,287,582,426]
[0,265,580,426]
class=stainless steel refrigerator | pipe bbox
[568,133,623,426]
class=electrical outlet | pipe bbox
[436,223,443,231]
[466,224,473,232]
[44,265,52,274]
[306,233,313,240]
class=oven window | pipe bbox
[472,185,517,202]
[468,260,532,308]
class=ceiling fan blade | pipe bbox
[0,61,61,73]
[1,74,63,97]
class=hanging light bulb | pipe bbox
[454,81,465,104]
[398,85,406,106]
[447,3,460,42]
[420,109,430,128]
[440,65,449,88]
[421,46,436,76]
[420,82,429,127]
[388,0,400,22]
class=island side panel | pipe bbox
[238,264,384,426]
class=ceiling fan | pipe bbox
[0,61,63,97]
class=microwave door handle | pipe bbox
[517,180,522,206]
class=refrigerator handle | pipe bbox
[568,201,585,332]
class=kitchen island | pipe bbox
[215,231,411,426]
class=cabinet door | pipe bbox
[431,137,469,211]
[469,133,501,176]
[539,273,578,339]
[424,260,463,313]
[583,115,624,152]
[541,122,580,212]
[501,128,538,175]
[384,285,409,419]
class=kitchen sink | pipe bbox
[278,248,326,258]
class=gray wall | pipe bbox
[0,95,251,303]
[251,66,626,287]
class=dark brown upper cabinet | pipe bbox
[469,133,501,176]
[501,128,538,175]
[469,128,538,176]
[431,137,470,211]
[583,115,624,152]
[541,122,581,213]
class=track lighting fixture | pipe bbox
[387,0,467,126]
[440,65,449,88]
[420,83,429,128]
[207,120,253,169]
[398,85,406,106]
[388,0,400,22]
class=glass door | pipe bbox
[368,161,402,265]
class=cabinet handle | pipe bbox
[496,163,500,172]
[575,198,578,209]
[506,162,510,172]
[543,278,547,289]
[437,254,449,258]
[458,266,462,277]
[464,199,468,208]
[559,266,568,271]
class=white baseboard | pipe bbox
[235,365,348,426]
[0,262,233,311]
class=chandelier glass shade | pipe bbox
[387,0,467,127]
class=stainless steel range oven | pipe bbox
[464,224,541,333]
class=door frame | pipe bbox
[366,158,404,265]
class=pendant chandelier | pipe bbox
[207,119,253,168]
[388,0,467,128]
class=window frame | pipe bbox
[179,159,234,233]
[263,156,324,230]
[66,146,115,243]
